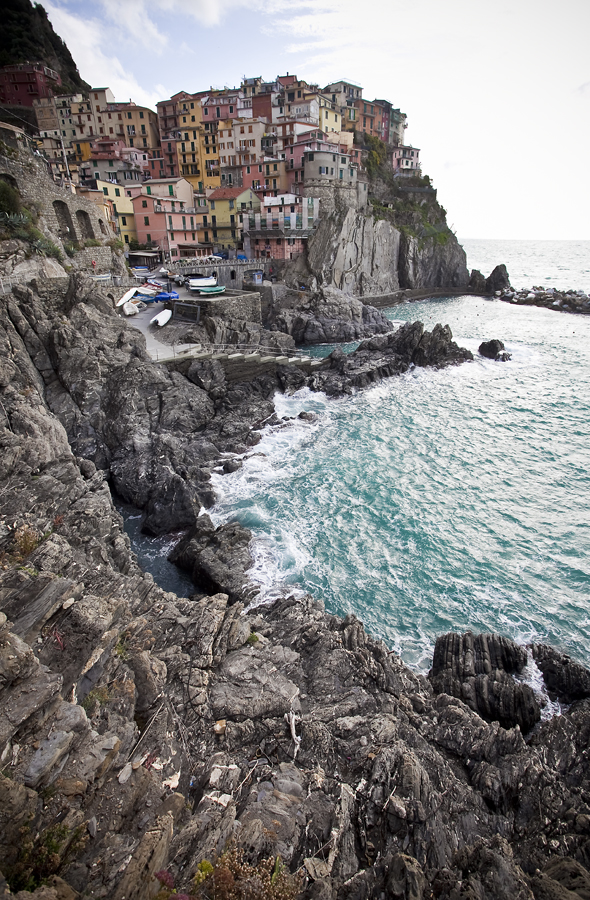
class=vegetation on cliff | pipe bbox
[0,0,90,93]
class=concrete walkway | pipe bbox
[122,300,200,361]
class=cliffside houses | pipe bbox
[18,68,420,263]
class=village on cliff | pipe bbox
[0,63,420,265]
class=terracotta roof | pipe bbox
[207,187,249,200]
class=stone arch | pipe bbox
[98,218,107,235]
[53,200,77,242]
[76,209,95,240]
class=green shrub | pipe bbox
[0,180,21,215]
[5,823,87,892]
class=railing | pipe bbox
[150,341,313,362]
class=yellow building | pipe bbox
[318,95,341,134]
[207,186,260,251]
[80,179,136,243]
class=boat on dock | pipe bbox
[150,309,172,327]
[188,275,217,291]
[197,285,226,295]
[116,287,138,307]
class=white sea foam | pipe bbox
[516,651,564,722]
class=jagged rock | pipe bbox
[111,813,174,900]
[168,514,255,604]
[430,632,540,731]
[479,338,511,361]
[469,269,488,292]
[486,264,511,293]
[24,729,75,788]
[532,645,590,703]
[542,858,590,899]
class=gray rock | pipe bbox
[24,729,74,787]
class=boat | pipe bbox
[153,291,179,302]
[136,286,159,298]
[121,298,147,316]
[188,276,217,291]
[197,285,226,295]
[116,287,138,307]
[150,309,172,327]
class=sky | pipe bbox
[42,0,590,241]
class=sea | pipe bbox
[124,239,590,676]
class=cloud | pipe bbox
[44,1,164,108]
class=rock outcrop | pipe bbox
[479,338,511,361]
[265,284,395,344]
[286,202,469,298]
[3,274,590,900]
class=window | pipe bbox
[121,216,126,225]
[124,233,129,243]
[146,186,151,195]
[308,152,314,161]
[216,107,220,117]
[128,112,132,119]
[139,111,144,119]
[144,216,149,225]
[229,199,234,209]
[210,200,215,210]
[92,160,98,167]
[115,188,120,196]
[109,160,114,167]
[170,232,174,240]
[168,184,174,195]
[147,233,151,241]
[103,187,108,195]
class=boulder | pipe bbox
[485,264,511,293]
[469,269,488,293]
[532,644,590,703]
[479,339,512,361]
[168,515,255,604]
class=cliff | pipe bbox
[0,0,90,93]
[2,276,590,900]
[282,149,469,300]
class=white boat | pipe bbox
[136,286,158,297]
[122,301,139,316]
[150,309,172,327]
[116,287,138,307]
[188,276,217,291]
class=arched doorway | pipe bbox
[76,209,95,240]
[52,200,77,242]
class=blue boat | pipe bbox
[154,291,179,302]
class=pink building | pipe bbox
[132,193,207,258]
[242,193,320,260]
[391,145,420,173]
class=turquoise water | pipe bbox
[211,295,590,671]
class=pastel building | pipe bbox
[132,188,208,259]
[207,186,260,251]
[242,193,320,260]
[391,145,420,172]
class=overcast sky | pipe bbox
[43,0,589,241]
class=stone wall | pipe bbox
[0,137,111,251]
[173,290,261,324]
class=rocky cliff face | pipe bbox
[285,185,469,298]
[4,277,590,900]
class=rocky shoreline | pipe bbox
[3,274,590,900]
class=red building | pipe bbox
[0,63,61,107]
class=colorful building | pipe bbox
[242,193,320,260]
[0,63,61,107]
[391,145,420,173]
[207,186,260,252]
